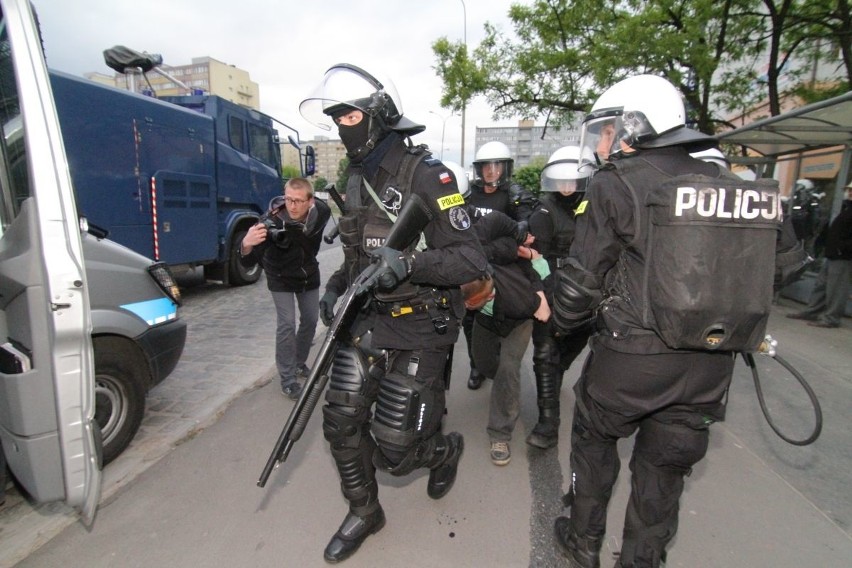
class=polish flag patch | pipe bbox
[439,171,453,184]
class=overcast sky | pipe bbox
[35,0,524,167]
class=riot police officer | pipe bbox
[550,75,806,568]
[526,146,594,449]
[464,140,539,389]
[299,63,488,564]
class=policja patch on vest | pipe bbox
[437,192,465,210]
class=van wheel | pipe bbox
[228,229,262,286]
[93,337,147,465]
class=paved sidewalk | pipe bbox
[0,246,344,568]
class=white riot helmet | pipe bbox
[794,179,815,192]
[690,147,730,170]
[578,74,714,169]
[443,160,470,199]
[540,145,591,196]
[473,141,513,189]
[299,63,424,162]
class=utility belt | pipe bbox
[373,290,452,335]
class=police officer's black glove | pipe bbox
[363,246,413,292]
[319,291,338,326]
[515,220,530,245]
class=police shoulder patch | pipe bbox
[423,157,442,167]
[448,206,471,231]
[574,200,588,215]
[437,192,465,210]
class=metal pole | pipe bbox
[429,111,452,160]
[460,0,467,167]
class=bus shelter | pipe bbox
[717,90,852,312]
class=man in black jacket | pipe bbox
[787,180,852,328]
[240,177,331,399]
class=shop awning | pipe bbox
[717,91,852,159]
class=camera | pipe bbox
[261,217,290,246]
[262,217,304,247]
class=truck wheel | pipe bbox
[228,229,262,286]
[93,337,147,465]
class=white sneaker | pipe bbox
[490,441,511,466]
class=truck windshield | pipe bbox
[248,122,276,167]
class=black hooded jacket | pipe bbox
[240,199,331,293]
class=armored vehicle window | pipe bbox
[228,115,245,152]
[248,122,274,167]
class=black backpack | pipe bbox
[616,165,782,352]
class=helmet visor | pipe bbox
[540,159,583,193]
[299,64,403,131]
[474,160,512,187]
[578,110,626,169]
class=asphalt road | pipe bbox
[6,244,852,567]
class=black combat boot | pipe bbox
[467,368,484,390]
[554,516,602,568]
[527,370,561,448]
[526,418,560,449]
[323,506,386,564]
[427,432,464,499]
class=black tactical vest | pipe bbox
[339,145,431,302]
[536,193,578,260]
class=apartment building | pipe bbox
[474,119,581,168]
[88,56,260,110]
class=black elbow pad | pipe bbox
[552,269,601,333]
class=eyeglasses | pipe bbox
[283,196,309,205]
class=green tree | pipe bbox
[313,176,329,192]
[514,158,546,195]
[335,157,350,194]
[281,164,300,179]
[432,0,850,133]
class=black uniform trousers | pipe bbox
[567,336,734,568]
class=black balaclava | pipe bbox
[334,97,393,164]
[338,117,373,163]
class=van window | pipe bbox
[0,14,28,235]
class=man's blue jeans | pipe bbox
[271,288,319,387]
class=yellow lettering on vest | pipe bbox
[575,200,588,215]
[437,193,465,210]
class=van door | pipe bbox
[0,0,101,523]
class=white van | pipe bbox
[0,0,185,523]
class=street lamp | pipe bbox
[429,110,455,160]
[459,0,467,167]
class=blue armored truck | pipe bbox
[48,68,314,285]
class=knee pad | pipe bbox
[322,346,377,449]
[372,369,444,472]
[635,420,710,474]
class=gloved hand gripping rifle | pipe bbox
[257,193,433,487]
